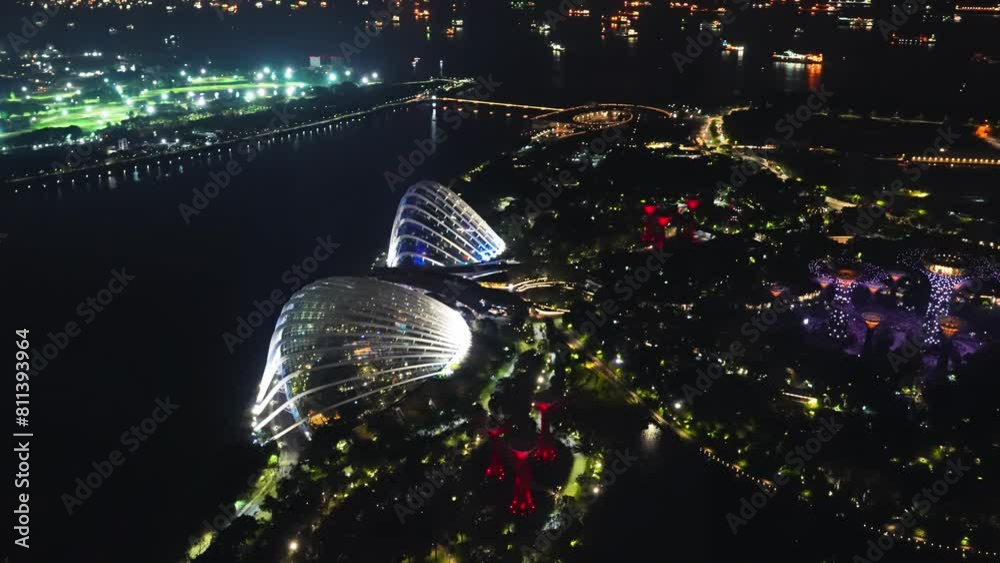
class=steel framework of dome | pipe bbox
[387,180,506,268]
[251,277,472,444]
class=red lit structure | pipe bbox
[640,207,657,244]
[640,205,672,249]
[485,427,506,480]
[686,198,701,211]
[653,216,672,248]
[509,449,535,515]
[534,402,557,463]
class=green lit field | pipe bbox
[1,74,315,141]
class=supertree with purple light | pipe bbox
[809,258,886,343]
[936,315,963,373]
[899,250,995,346]
[862,312,883,355]
[885,269,908,308]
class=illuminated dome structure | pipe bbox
[387,181,506,268]
[252,277,472,444]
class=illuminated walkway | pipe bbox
[432,99,679,121]
[534,103,675,121]
[904,155,1000,167]
[432,97,562,112]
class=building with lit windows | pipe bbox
[251,277,472,444]
[387,181,506,268]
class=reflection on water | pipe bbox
[12,115,382,197]
[10,105,531,200]
[721,48,745,67]
[774,61,824,92]
[808,63,822,91]
[640,422,661,454]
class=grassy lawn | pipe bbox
[562,453,589,497]
[478,358,516,412]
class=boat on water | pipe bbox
[772,50,823,64]
[722,40,745,53]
